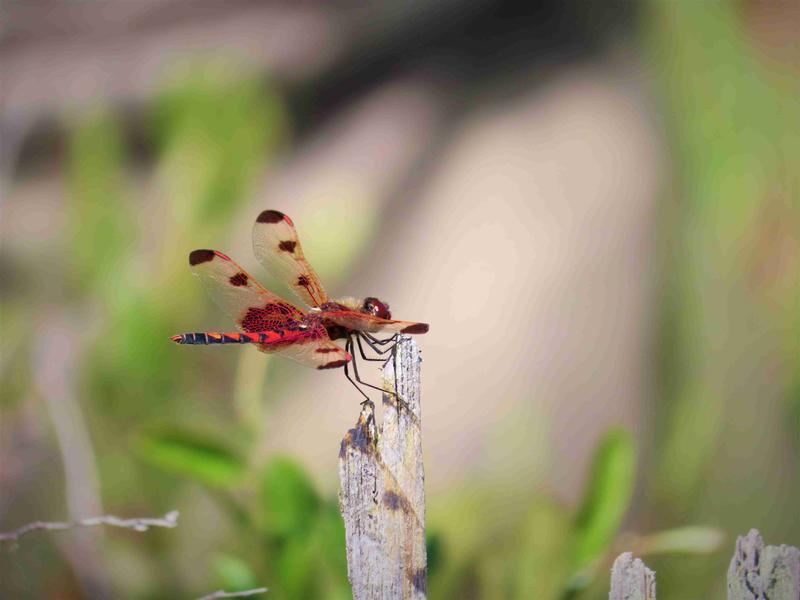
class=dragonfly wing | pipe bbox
[323,310,429,335]
[252,210,329,307]
[188,249,306,332]
[258,327,351,370]
[186,249,349,369]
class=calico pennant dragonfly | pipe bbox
[171,210,428,401]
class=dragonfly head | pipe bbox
[362,297,391,320]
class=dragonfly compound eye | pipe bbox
[362,297,391,320]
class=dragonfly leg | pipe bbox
[348,336,412,412]
[346,337,395,399]
[358,332,398,369]
[343,342,373,405]
[355,333,393,362]
[363,332,398,347]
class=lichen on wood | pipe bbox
[338,335,427,599]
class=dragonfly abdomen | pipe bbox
[171,332,277,345]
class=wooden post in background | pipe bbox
[338,335,427,599]
[608,530,800,600]
[727,529,800,600]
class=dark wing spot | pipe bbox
[401,323,429,334]
[256,209,285,223]
[229,272,248,286]
[241,307,268,332]
[189,249,216,265]
[278,240,297,253]
[241,303,299,332]
[297,275,310,287]
[315,347,338,354]
[317,359,348,370]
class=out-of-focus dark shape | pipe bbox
[2,0,635,177]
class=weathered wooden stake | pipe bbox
[609,552,656,600]
[338,335,427,600]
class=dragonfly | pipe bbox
[171,209,429,402]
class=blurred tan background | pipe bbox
[2,2,798,599]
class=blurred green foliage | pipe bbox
[645,1,800,597]
[213,553,261,593]
[48,66,391,598]
[426,429,718,600]
[259,457,320,539]
[135,426,247,489]
[570,429,636,587]
[67,112,133,296]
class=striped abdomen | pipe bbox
[171,332,281,345]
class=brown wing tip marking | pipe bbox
[315,347,339,354]
[317,359,349,370]
[189,249,216,265]
[278,240,297,253]
[256,209,293,226]
[229,272,249,286]
[401,323,429,334]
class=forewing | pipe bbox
[188,249,306,332]
[323,310,429,335]
[252,210,328,307]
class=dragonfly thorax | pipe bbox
[323,296,391,320]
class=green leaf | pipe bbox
[134,427,246,488]
[213,553,260,591]
[315,501,348,578]
[310,502,351,598]
[514,498,572,600]
[640,526,725,556]
[67,110,133,294]
[274,535,316,598]
[570,428,636,577]
[259,456,320,539]
[426,531,444,581]
[151,65,287,228]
